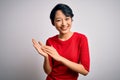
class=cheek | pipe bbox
[68,21,72,26]
[68,20,72,24]
[69,22,72,25]
[54,22,62,27]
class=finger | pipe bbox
[50,45,55,50]
[42,47,53,54]
[42,46,51,52]
[32,38,37,45]
[43,45,51,49]
[32,38,35,43]
[32,38,35,44]
[43,50,53,55]
[45,46,55,52]
[51,45,53,47]
[38,41,44,46]
[47,52,52,56]
[32,44,38,50]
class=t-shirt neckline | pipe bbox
[56,32,76,44]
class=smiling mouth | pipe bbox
[61,28,67,31]
[61,26,69,31]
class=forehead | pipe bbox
[55,10,66,18]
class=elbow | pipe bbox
[79,69,89,76]
[81,65,89,76]
[45,71,51,75]
[44,69,51,75]
[83,71,89,76]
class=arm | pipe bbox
[32,39,52,74]
[43,56,52,74]
[42,46,89,76]
[59,56,88,76]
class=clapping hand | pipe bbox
[32,39,48,57]
[32,38,61,61]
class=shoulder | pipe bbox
[73,32,88,45]
[46,35,58,45]
[47,35,58,41]
[74,32,88,39]
[74,32,89,48]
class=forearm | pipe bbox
[41,45,89,75]
[43,56,52,74]
[59,56,88,76]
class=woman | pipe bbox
[32,3,90,80]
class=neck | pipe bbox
[58,31,73,41]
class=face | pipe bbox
[54,10,72,35]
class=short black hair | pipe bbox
[50,3,74,25]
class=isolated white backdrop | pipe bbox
[0,0,120,80]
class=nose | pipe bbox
[62,20,67,26]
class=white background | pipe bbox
[0,0,120,80]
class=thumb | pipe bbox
[51,45,54,47]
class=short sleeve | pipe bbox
[79,35,90,72]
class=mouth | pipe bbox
[61,26,69,31]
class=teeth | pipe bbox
[62,28,67,30]
[62,26,67,29]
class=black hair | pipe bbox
[50,3,74,25]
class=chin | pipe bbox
[60,30,70,34]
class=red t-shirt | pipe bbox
[46,32,90,80]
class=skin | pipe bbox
[32,10,89,76]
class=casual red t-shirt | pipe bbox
[46,32,90,80]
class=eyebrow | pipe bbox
[55,16,70,19]
[55,17,61,19]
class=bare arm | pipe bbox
[59,56,88,76]
[32,39,52,74]
[42,46,89,76]
[43,56,51,74]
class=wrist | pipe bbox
[58,56,64,62]
[44,55,48,59]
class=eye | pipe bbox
[56,19,61,22]
[65,17,70,21]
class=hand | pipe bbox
[42,45,62,61]
[32,38,48,57]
